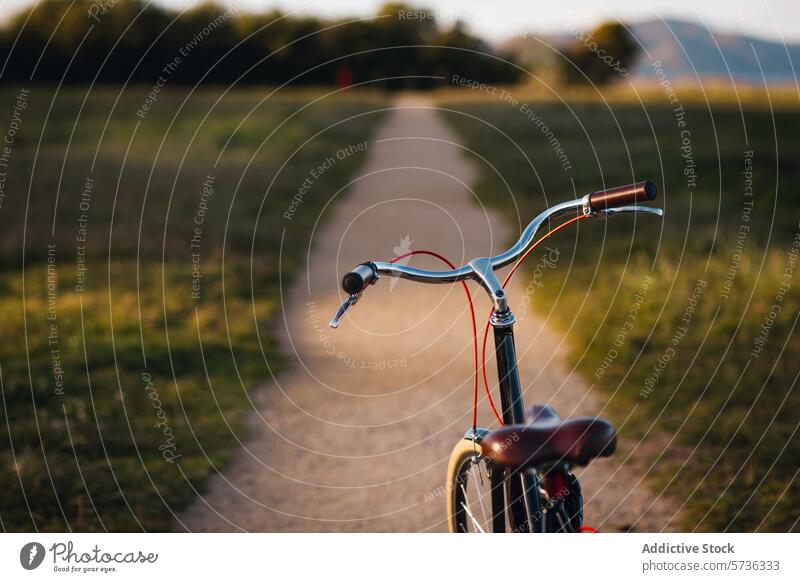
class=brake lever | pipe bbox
[329,292,361,328]
[599,205,663,217]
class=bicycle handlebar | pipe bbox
[334,181,660,326]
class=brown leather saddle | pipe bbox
[479,405,616,468]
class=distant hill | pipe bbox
[504,18,800,84]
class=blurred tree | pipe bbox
[560,22,638,85]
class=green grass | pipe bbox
[441,87,800,532]
[0,86,385,531]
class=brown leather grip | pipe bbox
[588,180,657,211]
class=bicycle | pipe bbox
[329,181,662,533]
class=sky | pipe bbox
[2,0,799,44]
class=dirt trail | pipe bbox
[179,95,678,532]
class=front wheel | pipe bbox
[446,439,586,533]
[446,439,499,533]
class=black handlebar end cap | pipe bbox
[342,262,377,294]
[643,180,658,201]
[342,272,365,294]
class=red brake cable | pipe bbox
[390,251,480,430]
[388,213,587,430]
[480,214,588,425]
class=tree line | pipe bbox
[0,1,522,88]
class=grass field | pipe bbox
[2,82,797,533]
[441,85,800,531]
[0,86,384,531]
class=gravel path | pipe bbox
[178,95,678,532]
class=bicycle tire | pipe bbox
[446,439,497,533]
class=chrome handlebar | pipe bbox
[329,197,663,328]
[371,198,584,284]
[372,200,663,284]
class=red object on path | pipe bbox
[335,66,354,88]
